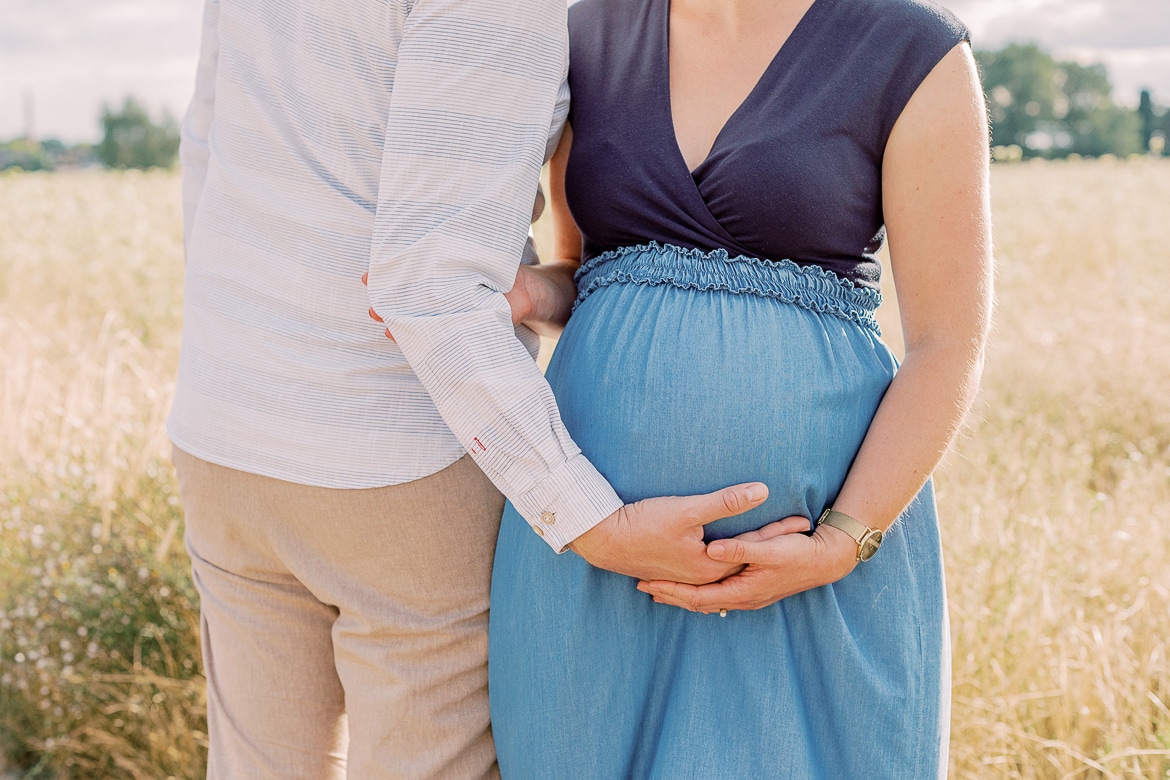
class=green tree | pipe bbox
[96,97,180,170]
[977,43,1060,151]
[1137,90,1169,155]
[40,137,67,157]
[0,139,54,172]
[975,44,1142,158]
[1060,62,1141,156]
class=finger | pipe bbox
[368,307,384,323]
[637,580,701,612]
[705,533,795,566]
[639,577,753,613]
[685,482,769,525]
[652,595,712,612]
[723,515,810,545]
[361,271,368,286]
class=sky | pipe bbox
[2,0,1169,143]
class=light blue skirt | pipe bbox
[489,243,949,779]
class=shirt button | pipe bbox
[533,524,545,537]
[540,511,556,525]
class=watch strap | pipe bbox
[818,508,883,562]
[817,508,869,543]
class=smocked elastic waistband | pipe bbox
[574,242,883,335]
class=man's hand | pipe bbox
[569,482,769,584]
[635,518,859,611]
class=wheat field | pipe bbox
[1,161,1168,778]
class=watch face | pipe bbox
[859,529,883,562]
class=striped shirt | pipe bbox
[169,0,622,551]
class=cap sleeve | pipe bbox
[876,0,972,148]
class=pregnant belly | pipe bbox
[546,280,898,540]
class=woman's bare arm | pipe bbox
[829,42,993,537]
[640,42,994,611]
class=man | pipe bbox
[171,0,766,776]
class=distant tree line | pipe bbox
[976,43,1168,160]
[95,97,180,170]
[0,98,178,173]
[0,138,74,172]
[2,45,1167,173]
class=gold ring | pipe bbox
[718,609,728,618]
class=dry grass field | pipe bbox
[1,160,1168,778]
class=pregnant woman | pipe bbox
[490,0,992,776]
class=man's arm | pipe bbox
[366,0,768,581]
[179,0,219,253]
[366,0,619,551]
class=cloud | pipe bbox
[1062,47,1170,106]
[2,0,1169,140]
[939,0,1170,49]
[0,0,202,141]
[937,0,1170,103]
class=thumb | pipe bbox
[689,482,769,525]
[731,515,813,544]
[707,515,809,562]
[705,536,773,566]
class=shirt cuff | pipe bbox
[510,453,624,553]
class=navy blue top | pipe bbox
[565,0,970,289]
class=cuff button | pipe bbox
[540,511,556,525]
[532,524,545,537]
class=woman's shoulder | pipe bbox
[828,0,972,147]
[568,0,636,31]
[844,0,970,47]
[567,0,651,77]
[568,0,659,49]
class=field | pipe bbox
[1,160,1168,778]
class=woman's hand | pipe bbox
[635,516,859,613]
[504,261,580,337]
[503,264,538,327]
[366,122,585,341]
[364,262,575,339]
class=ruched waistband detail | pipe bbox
[574,242,883,335]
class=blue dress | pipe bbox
[490,0,969,776]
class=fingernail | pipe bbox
[744,484,765,502]
[361,272,368,285]
[707,541,726,559]
[385,328,396,341]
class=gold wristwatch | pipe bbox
[817,508,883,562]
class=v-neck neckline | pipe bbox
[663,0,828,177]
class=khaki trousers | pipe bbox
[173,447,505,780]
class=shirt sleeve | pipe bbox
[179,0,219,254]
[365,0,622,552]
